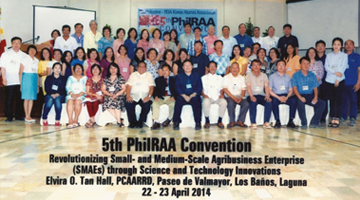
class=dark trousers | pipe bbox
[42,95,65,120]
[341,85,358,120]
[173,95,201,123]
[325,81,345,119]
[297,94,325,126]
[272,94,297,121]
[4,85,24,120]
[225,97,249,123]
[319,84,328,121]
[247,95,272,124]
[86,101,100,118]
[125,99,152,124]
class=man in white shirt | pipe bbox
[202,61,227,129]
[222,62,249,128]
[219,26,238,57]
[125,61,154,128]
[252,26,268,52]
[54,25,78,55]
[263,26,279,53]
[0,37,27,122]
[84,20,102,53]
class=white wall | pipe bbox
[1,0,286,48]
[288,0,359,49]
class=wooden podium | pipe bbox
[0,42,52,118]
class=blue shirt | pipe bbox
[277,34,299,57]
[209,52,230,75]
[175,72,202,96]
[98,37,114,55]
[345,51,360,86]
[324,51,348,83]
[269,72,292,95]
[234,34,253,55]
[44,74,67,96]
[124,38,138,60]
[71,33,84,47]
[187,38,208,56]
[190,53,209,77]
[291,70,319,95]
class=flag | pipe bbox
[0,6,6,56]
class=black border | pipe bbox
[32,5,97,44]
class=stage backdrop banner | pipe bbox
[137,8,217,37]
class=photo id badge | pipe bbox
[255,86,261,91]
[193,63,198,68]
[240,44,245,48]
[302,85,309,91]
[52,85,58,91]
[280,85,286,90]
[186,84,192,89]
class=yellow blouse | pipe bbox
[230,56,247,74]
[284,55,301,78]
[38,60,50,94]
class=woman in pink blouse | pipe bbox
[116,45,131,81]
[149,28,165,61]
[137,29,150,59]
[84,48,100,78]
[113,28,125,58]
[306,47,324,84]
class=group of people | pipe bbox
[0,20,359,130]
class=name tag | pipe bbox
[332,65,338,70]
[109,86,115,92]
[233,84,238,90]
[123,68,128,72]
[346,64,349,69]
[211,44,214,48]
[72,82,82,93]
[10,60,17,65]
[193,63,198,68]
[286,67,291,72]
[136,82,143,86]
[32,67,37,73]
[52,85,58,91]
[64,45,69,49]
[266,69,270,74]
[302,86,309,91]
[240,44,244,48]
[186,84,192,89]
[165,86,169,91]
[96,91,102,95]
[279,85,286,90]
[255,86,261,91]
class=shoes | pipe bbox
[5,118,13,122]
[217,122,224,129]
[136,121,143,128]
[236,121,247,127]
[274,120,281,129]
[309,124,324,129]
[25,118,35,123]
[151,122,161,130]
[129,122,137,128]
[350,118,356,126]
[173,122,180,130]
[251,124,257,130]
[227,122,236,129]
[195,123,201,130]
[43,121,48,126]
[320,119,326,125]
[204,122,210,129]
[55,122,61,127]
[339,118,346,125]
[263,122,272,129]
[287,121,297,129]
[301,125,307,129]
[162,118,171,127]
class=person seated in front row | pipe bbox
[65,64,87,128]
[125,62,154,128]
[246,59,272,129]
[292,57,325,129]
[101,63,126,127]
[202,61,228,129]
[222,62,249,128]
[269,60,297,129]
[173,60,203,130]
[84,64,104,128]
[42,62,67,126]
[151,64,176,129]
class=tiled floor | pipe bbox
[0,118,360,200]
